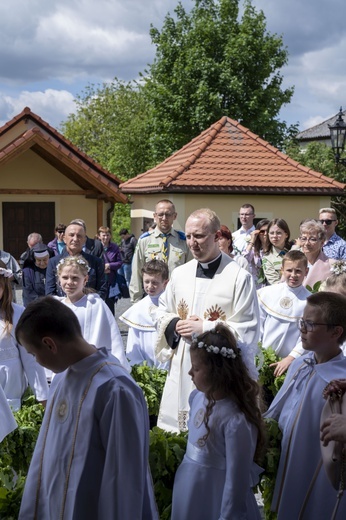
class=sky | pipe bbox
[0,0,345,133]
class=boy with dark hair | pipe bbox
[265,292,346,519]
[16,297,158,520]
[120,259,170,369]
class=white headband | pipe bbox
[34,251,49,259]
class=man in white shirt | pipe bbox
[232,204,256,253]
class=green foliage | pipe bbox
[149,427,187,520]
[61,79,153,180]
[257,418,282,520]
[0,394,44,519]
[285,139,346,239]
[131,362,168,416]
[257,346,286,397]
[305,281,322,294]
[144,0,295,162]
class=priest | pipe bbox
[152,208,260,433]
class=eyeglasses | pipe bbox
[57,229,65,233]
[259,229,268,235]
[300,236,318,243]
[297,318,335,332]
[155,213,174,219]
[319,219,336,225]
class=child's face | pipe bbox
[59,266,87,300]
[19,334,63,373]
[188,349,211,394]
[268,224,288,250]
[142,273,168,297]
[299,304,339,352]
[282,259,308,288]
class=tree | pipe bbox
[61,79,153,235]
[61,79,152,181]
[143,0,295,163]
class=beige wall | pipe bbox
[0,150,112,247]
[130,193,332,239]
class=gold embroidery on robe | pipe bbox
[177,299,189,320]
[204,304,226,321]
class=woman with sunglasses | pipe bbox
[243,219,270,288]
[262,218,291,285]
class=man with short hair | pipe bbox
[69,218,103,257]
[129,200,189,302]
[153,208,259,432]
[232,203,256,254]
[318,207,346,259]
[45,223,107,299]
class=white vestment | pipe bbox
[257,283,311,357]
[0,384,17,442]
[119,295,169,370]
[265,352,346,519]
[153,254,260,432]
[56,294,130,371]
[0,304,48,411]
[19,348,158,520]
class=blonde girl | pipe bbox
[56,256,129,371]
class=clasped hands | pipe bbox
[175,315,203,340]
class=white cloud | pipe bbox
[0,89,76,128]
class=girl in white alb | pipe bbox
[171,323,265,520]
[55,255,129,371]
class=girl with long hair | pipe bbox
[0,260,48,410]
[171,323,266,520]
[262,218,291,284]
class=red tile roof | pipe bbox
[0,107,128,204]
[120,116,345,195]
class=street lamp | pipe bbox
[329,107,346,166]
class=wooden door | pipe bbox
[2,202,55,262]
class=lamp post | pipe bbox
[328,107,346,166]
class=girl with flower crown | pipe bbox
[55,255,130,371]
[0,260,48,411]
[171,323,265,520]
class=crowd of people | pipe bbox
[1,202,346,518]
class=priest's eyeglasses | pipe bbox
[297,318,335,332]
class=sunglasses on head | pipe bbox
[319,219,336,225]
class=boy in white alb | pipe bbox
[120,260,170,370]
[258,250,310,362]
[16,297,158,520]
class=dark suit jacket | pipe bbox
[45,250,107,300]
[84,237,103,257]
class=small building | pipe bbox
[0,107,127,260]
[120,116,345,238]
[296,110,346,149]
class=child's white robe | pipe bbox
[265,351,346,519]
[257,283,311,357]
[120,295,169,370]
[19,348,158,520]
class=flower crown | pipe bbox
[330,261,346,276]
[57,257,90,272]
[191,333,237,359]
